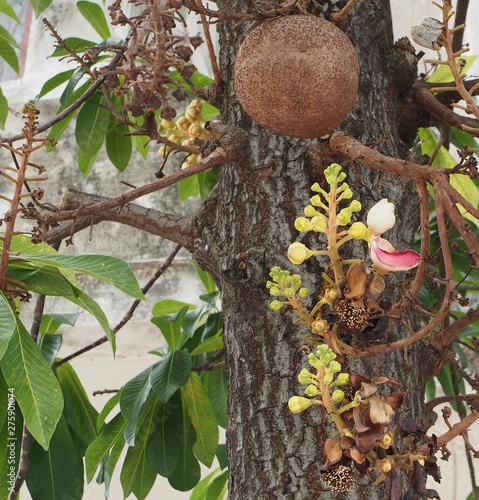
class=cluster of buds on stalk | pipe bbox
[158,99,213,168]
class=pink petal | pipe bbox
[369,237,421,272]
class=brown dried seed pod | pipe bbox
[234,15,360,139]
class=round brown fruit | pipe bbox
[234,16,360,139]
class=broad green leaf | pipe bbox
[419,127,479,225]
[150,350,192,403]
[450,127,479,151]
[75,93,110,175]
[0,37,19,73]
[37,333,62,366]
[35,69,76,100]
[56,362,98,449]
[0,320,63,450]
[216,443,228,470]
[0,292,16,361]
[428,56,477,84]
[26,417,84,500]
[179,174,200,201]
[150,306,189,350]
[192,260,217,293]
[0,1,21,22]
[50,37,97,58]
[40,313,80,334]
[0,85,7,129]
[190,72,214,88]
[60,68,86,108]
[30,0,54,18]
[168,392,201,491]
[77,1,112,40]
[0,372,8,428]
[182,372,219,467]
[0,25,20,49]
[120,394,157,500]
[85,412,127,482]
[190,469,222,500]
[146,392,184,477]
[97,390,121,431]
[205,469,228,500]
[120,367,152,427]
[201,311,222,341]
[0,397,23,500]
[190,334,223,356]
[131,133,149,159]
[152,299,197,316]
[5,234,58,255]
[106,118,132,171]
[9,254,145,299]
[201,101,220,121]
[199,168,219,200]
[205,369,227,429]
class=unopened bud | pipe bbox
[288,396,313,414]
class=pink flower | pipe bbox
[369,236,421,272]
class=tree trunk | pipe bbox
[193,1,441,498]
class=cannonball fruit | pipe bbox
[234,16,360,139]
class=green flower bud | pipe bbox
[270,300,285,311]
[337,171,347,183]
[268,286,283,297]
[340,188,353,199]
[337,208,352,226]
[310,195,323,207]
[324,163,343,184]
[332,389,346,402]
[298,368,315,385]
[328,360,342,374]
[288,396,313,414]
[311,182,326,194]
[294,217,313,232]
[284,287,295,298]
[298,287,310,298]
[350,200,362,212]
[334,373,350,386]
[304,205,318,217]
[316,344,331,358]
[349,221,368,240]
[323,373,334,386]
[305,384,319,397]
[311,215,327,232]
[307,353,321,370]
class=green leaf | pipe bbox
[26,417,84,500]
[199,168,219,200]
[179,174,200,201]
[60,68,86,108]
[97,390,121,431]
[30,0,54,18]
[0,37,19,73]
[56,362,98,449]
[0,86,7,129]
[9,254,145,300]
[37,333,62,366]
[35,69,76,100]
[85,412,127,482]
[0,292,16,361]
[201,101,220,121]
[120,367,152,427]
[152,299,197,316]
[182,372,219,467]
[168,392,201,491]
[106,118,132,171]
[205,468,228,500]
[0,25,20,49]
[192,260,217,293]
[131,133,149,159]
[150,350,192,403]
[0,320,63,450]
[120,394,157,500]
[0,1,21,23]
[205,369,227,429]
[419,127,479,225]
[190,334,223,356]
[150,306,189,350]
[190,469,222,500]
[77,1,112,39]
[50,37,97,58]
[40,313,80,334]
[428,56,477,83]
[146,392,184,477]
[216,443,227,470]
[75,93,110,176]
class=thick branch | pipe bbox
[45,190,195,251]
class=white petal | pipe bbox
[367,199,396,235]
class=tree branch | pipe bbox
[45,190,195,251]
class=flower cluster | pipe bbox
[158,99,213,168]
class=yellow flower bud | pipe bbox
[158,146,171,158]
[287,242,312,265]
[381,432,394,448]
[288,396,313,414]
[332,389,345,402]
[311,319,329,335]
[328,360,341,373]
[379,459,393,474]
[349,222,368,240]
[188,124,203,137]
[294,217,313,232]
[168,133,181,144]
[270,300,285,311]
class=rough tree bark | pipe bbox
[190,1,442,499]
